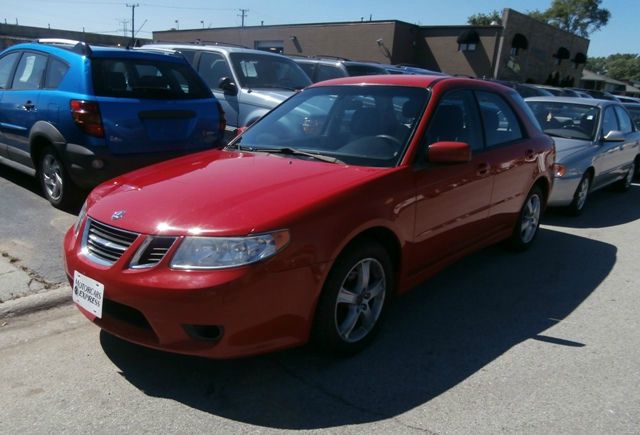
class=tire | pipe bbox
[614,161,635,192]
[508,185,544,251]
[38,146,80,209]
[567,173,591,216]
[312,240,393,355]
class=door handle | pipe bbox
[477,162,490,176]
[23,101,35,110]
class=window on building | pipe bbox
[456,29,479,53]
[458,43,477,52]
[510,33,528,57]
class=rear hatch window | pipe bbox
[91,58,210,100]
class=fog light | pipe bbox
[91,159,104,169]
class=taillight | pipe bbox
[216,101,226,135]
[70,100,104,138]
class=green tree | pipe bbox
[605,54,640,82]
[527,0,610,37]
[586,54,640,82]
[467,10,502,26]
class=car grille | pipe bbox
[129,236,177,269]
[83,218,139,266]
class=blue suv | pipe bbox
[0,39,225,208]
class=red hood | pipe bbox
[87,150,384,236]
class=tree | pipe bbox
[467,10,502,26]
[586,54,640,82]
[527,0,610,37]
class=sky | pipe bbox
[2,0,638,58]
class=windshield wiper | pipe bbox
[234,145,344,164]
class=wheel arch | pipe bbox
[29,121,66,168]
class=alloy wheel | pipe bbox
[334,257,386,343]
[42,153,63,202]
[520,193,541,244]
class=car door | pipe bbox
[0,51,47,163]
[475,91,539,229]
[613,105,640,172]
[196,51,239,131]
[593,106,622,188]
[409,89,494,275]
[0,51,23,158]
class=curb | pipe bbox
[0,286,72,319]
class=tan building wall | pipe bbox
[495,9,589,85]
[416,26,502,77]
[0,23,143,49]
[154,21,402,64]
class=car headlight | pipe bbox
[74,201,88,236]
[170,230,290,270]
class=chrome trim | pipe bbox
[81,218,139,267]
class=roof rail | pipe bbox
[315,54,351,61]
[150,39,250,49]
[37,38,92,56]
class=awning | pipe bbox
[573,52,587,64]
[457,29,480,44]
[554,47,570,59]
[511,33,528,49]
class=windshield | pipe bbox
[229,52,311,90]
[231,85,429,167]
[526,101,599,141]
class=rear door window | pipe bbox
[316,64,344,81]
[0,52,21,89]
[12,52,48,90]
[44,58,69,89]
[91,58,210,99]
[476,91,523,147]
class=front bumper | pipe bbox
[548,173,582,207]
[63,225,328,359]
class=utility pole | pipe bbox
[238,8,249,27]
[126,3,139,43]
[119,19,129,37]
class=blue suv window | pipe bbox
[0,52,21,89]
[45,58,69,89]
[91,58,210,100]
[12,52,47,90]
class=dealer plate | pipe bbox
[72,271,104,318]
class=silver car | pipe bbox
[143,43,312,140]
[526,97,640,215]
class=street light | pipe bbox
[174,19,179,30]
[200,20,205,28]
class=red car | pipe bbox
[63,75,554,358]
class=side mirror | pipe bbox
[218,77,237,95]
[603,130,625,142]
[427,141,472,163]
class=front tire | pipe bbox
[508,186,544,251]
[567,173,590,216]
[38,147,79,209]
[312,241,393,355]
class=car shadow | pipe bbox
[543,182,640,228]
[0,163,86,214]
[100,226,615,430]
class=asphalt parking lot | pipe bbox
[1,165,639,433]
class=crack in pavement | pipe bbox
[1,251,65,292]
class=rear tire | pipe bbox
[508,186,544,251]
[614,161,635,192]
[38,146,80,209]
[312,240,393,355]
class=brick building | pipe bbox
[153,8,589,85]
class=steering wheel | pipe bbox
[374,134,402,148]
